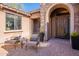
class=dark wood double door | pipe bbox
[50,14,70,39]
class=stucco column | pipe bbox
[74,6,79,32]
[71,4,79,33]
[44,20,48,41]
[40,3,47,41]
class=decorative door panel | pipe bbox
[51,17,56,38]
[51,14,70,39]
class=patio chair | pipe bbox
[19,37,28,48]
[24,32,45,49]
[20,34,39,49]
[4,36,22,49]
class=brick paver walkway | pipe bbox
[0,38,79,56]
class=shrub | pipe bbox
[71,32,79,37]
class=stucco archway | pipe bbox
[45,3,74,44]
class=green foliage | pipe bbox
[4,3,22,10]
[71,32,79,37]
[15,40,20,44]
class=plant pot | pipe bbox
[71,36,79,50]
[39,32,44,42]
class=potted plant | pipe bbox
[39,26,45,42]
[71,32,79,50]
[39,32,44,42]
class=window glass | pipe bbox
[6,13,21,30]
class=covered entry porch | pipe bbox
[30,10,40,34]
[49,8,70,39]
[45,4,74,42]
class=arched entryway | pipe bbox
[49,8,70,39]
[45,4,74,42]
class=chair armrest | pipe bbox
[36,41,40,46]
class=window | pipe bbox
[6,13,21,30]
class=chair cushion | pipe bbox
[30,34,38,41]
[5,40,17,44]
[26,41,37,46]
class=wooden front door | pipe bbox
[51,14,70,39]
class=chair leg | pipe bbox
[21,43,24,48]
[25,45,28,49]
[34,45,39,52]
[14,44,16,49]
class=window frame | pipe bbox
[5,13,22,31]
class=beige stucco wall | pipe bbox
[0,9,32,43]
[22,16,32,39]
[0,10,5,43]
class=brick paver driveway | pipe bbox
[0,38,79,56]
